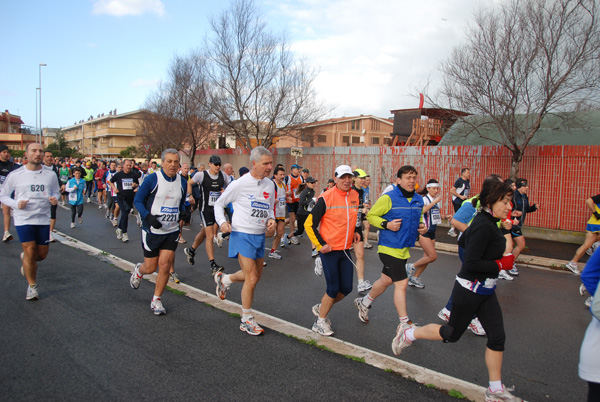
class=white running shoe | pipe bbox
[314,256,323,276]
[468,317,486,336]
[311,303,331,326]
[565,261,580,274]
[438,307,450,322]
[586,241,600,256]
[585,296,593,307]
[357,280,372,293]
[78,217,83,224]
[98,203,103,209]
[70,222,75,229]
[498,270,514,281]
[484,385,523,402]
[290,236,299,245]
[87,197,91,203]
[311,248,318,258]
[580,283,587,296]
[354,297,370,323]
[240,317,264,336]
[268,251,282,260]
[508,265,519,276]
[2,231,13,242]
[130,263,142,289]
[312,319,334,336]
[122,232,129,242]
[408,277,425,288]
[391,322,414,356]
[447,227,457,237]
[405,263,416,278]
[216,232,224,248]
[112,219,118,227]
[280,234,288,248]
[214,272,229,300]
[150,299,166,315]
[169,272,180,283]
[26,284,39,301]
[116,228,123,240]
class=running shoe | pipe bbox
[447,227,458,237]
[116,228,123,240]
[468,317,486,336]
[178,236,186,244]
[150,299,166,315]
[579,283,587,296]
[20,252,24,277]
[408,277,425,288]
[240,317,264,336]
[498,270,514,281]
[314,256,323,276]
[585,296,593,307]
[98,203,102,209]
[78,217,83,224]
[508,264,519,276]
[363,242,373,249]
[268,250,282,260]
[216,232,224,248]
[290,236,299,245]
[70,222,75,229]
[170,272,180,283]
[311,303,331,326]
[354,297,370,323]
[357,279,373,293]
[61,200,65,206]
[405,263,416,278]
[586,241,599,256]
[130,263,142,289]
[438,307,450,322]
[311,248,318,258]
[105,209,110,219]
[214,272,229,300]
[122,232,129,243]
[210,261,224,275]
[312,319,334,336]
[280,234,288,248]
[391,322,414,356]
[184,247,196,265]
[564,261,580,274]
[2,231,13,242]
[484,385,522,402]
[26,284,39,301]
[49,233,55,243]
[87,197,91,203]
[111,219,118,227]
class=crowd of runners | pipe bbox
[2,142,600,402]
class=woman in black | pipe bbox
[294,178,317,239]
[390,178,523,402]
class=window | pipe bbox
[351,120,361,130]
[370,136,380,145]
[371,120,380,131]
[352,136,360,144]
[342,135,349,145]
[317,135,327,143]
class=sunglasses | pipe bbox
[213,163,221,166]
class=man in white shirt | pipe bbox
[0,143,61,300]
[213,146,276,335]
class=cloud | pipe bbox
[129,78,160,88]
[92,0,165,17]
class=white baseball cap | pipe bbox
[334,165,354,178]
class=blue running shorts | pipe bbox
[16,225,50,245]
[228,231,265,260]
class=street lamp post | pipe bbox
[39,63,47,145]
[35,88,39,143]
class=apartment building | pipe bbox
[0,110,37,150]
[62,110,144,158]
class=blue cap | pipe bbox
[239,166,249,176]
[291,164,302,169]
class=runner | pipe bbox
[565,193,600,274]
[108,160,139,242]
[305,165,360,336]
[390,178,523,402]
[353,166,426,334]
[58,160,70,206]
[449,168,471,237]
[283,164,304,246]
[0,143,61,300]
[129,149,189,315]
[184,155,231,274]
[213,146,276,335]
[0,144,16,242]
[83,161,95,203]
[268,166,287,260]
[42,150,62,242]
[362,174,373,249]
[94,161,108,208]
[510,178,539,275]
[65,168,86,228]
[352,169,373,293]
[105,161,120,224]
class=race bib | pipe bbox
[0,176,5,185]
[250,200,270,226]
[356,210,362,227]
[293,188,300,199]
[68,191,77,202]
[122,178,133,190]
[159,206,179,229]
[278,197,286,208]
[208,191,221,207]
[27,184,48,199]
[60,175,68,183]
[431,208,442,225]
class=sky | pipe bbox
[1,0,488,130]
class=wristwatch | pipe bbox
[381,220,388,229]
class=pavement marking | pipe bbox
[52,229,489,402]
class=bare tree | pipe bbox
[138,53,213,164]
[203,0,328,151]
[435,0,600,178]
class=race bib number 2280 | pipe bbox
[250,201,269,225]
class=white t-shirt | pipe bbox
[0,165,61,226]
[215,172,275,235]
[579,316,600,383]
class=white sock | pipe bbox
[358,279,364,285]
[405,327,416,342]
[152,295,161,301]
[489,381,503,393]
[317,317,327,324]
[222,274,232,287]
[399,316,410,324]
[362,293,374,308]
[242,308,252,322]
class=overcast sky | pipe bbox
[1,0,487,129]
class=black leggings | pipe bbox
[589,382,600,402]
[439,281,506,351]
[294,214,308,236]
[70,204,83,222]
[85,180,94,198]
[117,197,133,233]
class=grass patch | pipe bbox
[228,312,241,318]
[384,369,394,373]
[100,251,109,256]
[343,354,365,363]
[426,384,436,389]
[448,389,466,399]
[165,286,186,295]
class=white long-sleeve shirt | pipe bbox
[0,165,61,226]
[215,172,275,235]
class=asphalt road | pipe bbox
[1,200,592,401]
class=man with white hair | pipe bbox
[213,146,276,335]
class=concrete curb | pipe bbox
[53,230,489,402]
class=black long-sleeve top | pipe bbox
[458,210,506,282]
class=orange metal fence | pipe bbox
[196,145,600,233]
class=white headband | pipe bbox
[426,183,440,188]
